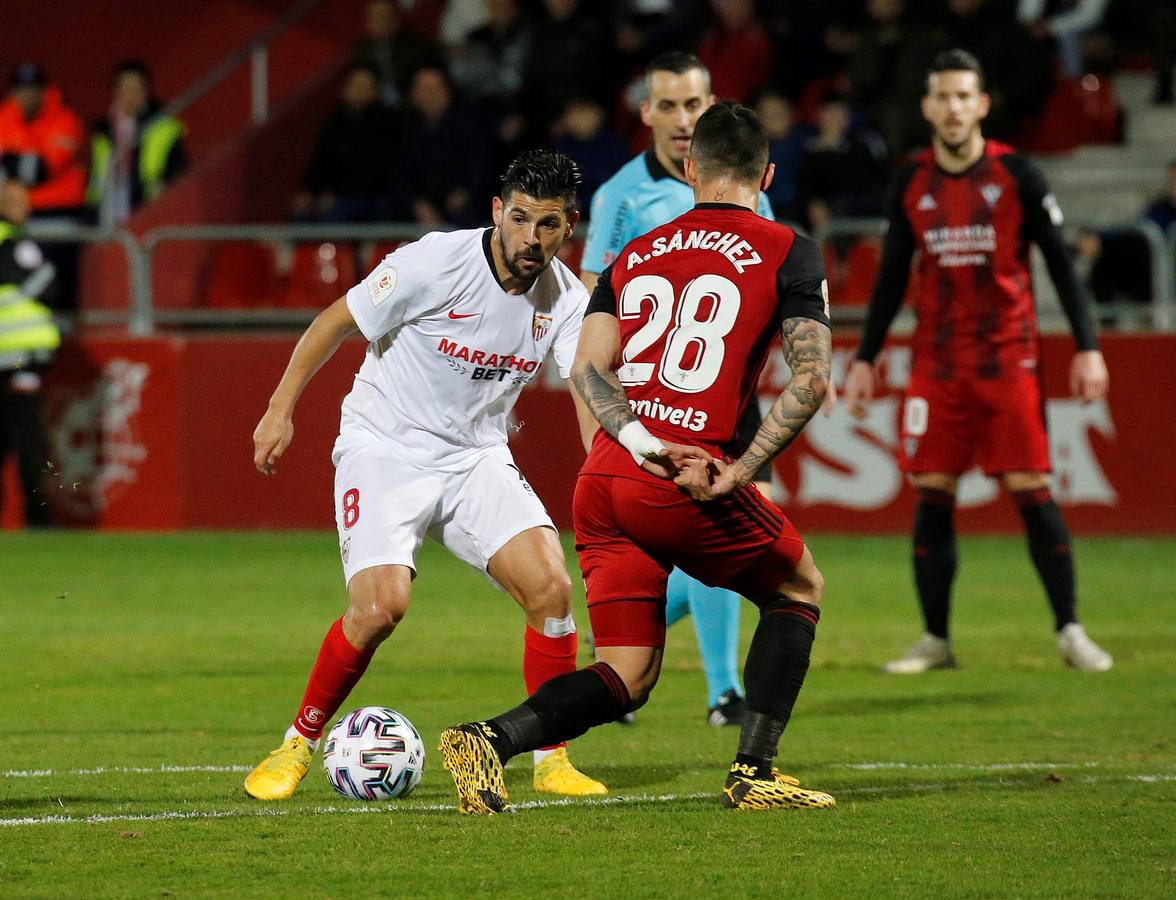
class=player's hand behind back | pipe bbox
[253,408,294,475]
[675,457,744,502]
[639,442,712,481]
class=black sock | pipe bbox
[913,488,957,640]
[480,662,630,763]
[1013,488,1077,631]
[737,598,819,775]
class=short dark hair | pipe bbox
[113,59,151,83]
[645,51,711,96]
[500,149,582,213]
[10,62,47,88]
[689,101,768,183]
[927,48,985,91]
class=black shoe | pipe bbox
[707,689,746,727]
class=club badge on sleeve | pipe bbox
[368,267,397,307]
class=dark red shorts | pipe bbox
[573,473,806,648]
[899,372,1051,477]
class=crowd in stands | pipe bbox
[0,60,186,228]
[1077,158,1176,307]
[0,0,1174,312]
[291,0,1175,232]
[1,0,1172,234]
[0,59,186,315]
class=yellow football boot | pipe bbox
[243,734,314,801]
[533,747,608,796]
[722,764,835,810]
[438,724,513,815]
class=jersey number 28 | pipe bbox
[616,274,741,394]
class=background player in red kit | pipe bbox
[439,102,835,814]
[843,49,1113,674]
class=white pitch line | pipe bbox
[0,791,714,827]
[3,759,1151,780]
[2,765,251,778]
[833,761,1108,773]
[1,773,1169,828]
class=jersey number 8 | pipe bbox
[616,274,741,394]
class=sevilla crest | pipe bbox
[532,314,552,342]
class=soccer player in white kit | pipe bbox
[244,151,607,800]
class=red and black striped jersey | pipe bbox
[856,140,1098,381]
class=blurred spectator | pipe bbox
[1143,159,1176,234]
[697,0,773,103]
[293,63,397,223]
[0,63,85,214]
[448,0,532,153]
[397,66,487,226]
[1076,160,1176,306]
[524,0,612,133]
[440,0,491,48]
[1017,0,1110,78]
[849,0,944,155]
[0,63,86,315]
[612,0,709,66]
[87,60,187,225]
[0,180,60,529]
[938,0,1054,140]
[761,0,862,99]
[351,0,438,108]
[1150,3,1176,104]
[752,89,812,222]
[1100,0,1176,105]
[796,91,888,233]
[449,0,532,112]
[550,97,629,216]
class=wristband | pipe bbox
[617,420,666,465]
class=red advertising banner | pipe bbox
[514,333,1176,535]
[2,333,1173,533]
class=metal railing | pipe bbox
[21,218,1176,336]
[23,222,146,330]
[1164,223,1176,330]
[141,224,436,332]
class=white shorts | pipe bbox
[331,439,555,586]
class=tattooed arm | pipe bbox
[570,312,637,438]
[737,316,832,476]
[571,311,712,479]
[676,316,832,501]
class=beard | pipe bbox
[497,230,547,282]
[935,122,977,154]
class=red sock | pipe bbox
[293,618,374,740]
[524,625,578,752]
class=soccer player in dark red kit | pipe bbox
[843,49,1113,674]
[439,101,836,814]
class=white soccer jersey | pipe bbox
[339,227,589,470]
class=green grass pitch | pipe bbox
[1,531,1173,898]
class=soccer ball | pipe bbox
[322,706,425,801]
